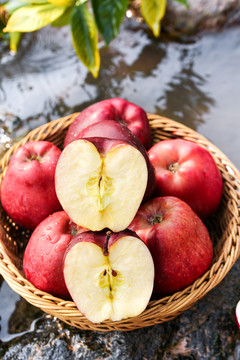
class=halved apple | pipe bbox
[55,137,148,231]
[63,231,154,323]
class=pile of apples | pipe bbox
[0,98,223,324]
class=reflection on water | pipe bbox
[0,17,240,345]
[156,63,215,129]
[0,281,42,343]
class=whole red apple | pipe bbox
[55,137,150,232]
[128,196,213,296]
[63,229,154,323]
[64,98,151,149]
[23,211,87,299]
[1,141,62,229]
[148,139,223,219]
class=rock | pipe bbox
[130,0,240,37]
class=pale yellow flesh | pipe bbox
[55,140,148,231]
[63,236,154,323]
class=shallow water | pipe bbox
[0,18,240,342]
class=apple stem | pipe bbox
[103,231,111,256]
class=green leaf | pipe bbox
[51,5,73,26]
[3,0,29,18]
[48,0,75,7]
[141,0,167,37]
[92,0,129,45]
[172,0,189,9]
[71,3,100,78]
[10,31,22,51]
[4,3,67,32]
[17,0,49,4]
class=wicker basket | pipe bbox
[0,113,239,332]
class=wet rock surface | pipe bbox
[164,0,240,37]
[131,0,240,37]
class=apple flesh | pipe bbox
[69,119,156,200]
[148,139,223,219]
[23,211,87,299]
[236,300,240,330]
[1,141,62,230]
[128,196,213,296]
[63,230,154,323]
[64,98,151,149]
[55,137,148,232]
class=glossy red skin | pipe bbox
[148,139,223,219]
[1,141,62,229]
[68,136,156,201]
[64,98,151,149]
[128,196,213,297]
[23,211,87,299]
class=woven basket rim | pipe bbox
[0,113,239,332]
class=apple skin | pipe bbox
[65,229,137,255]
[1,141,62,230]
[64,98,151,149]
[148,139,223,219]
[73,120,156,200]
[236,300,240,330]
[23,211,87,299]
[128,196,213,297]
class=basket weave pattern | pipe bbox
[0,113,239,332]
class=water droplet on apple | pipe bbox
[50,235,60,244]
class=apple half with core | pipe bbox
[69,119,156,200]
[55,137,148,231]
[148,139,223,219]
[1,141,62,230]
[23,211,87,299]
[63,230,154,323]
[64,98,151,149]
[128,196,213,296]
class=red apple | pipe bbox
[148,139,223,219]
[63,230,154,323]
[1,141,62,230]
[236,300,240,330]
[23,211,88,299]
[128,196,213,296]
[64,98,151,149]
[71,119,156,200]
[55,137,149,232]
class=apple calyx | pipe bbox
[28,153,43,162]
[149,214,163,225]
[168,162,179,174]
